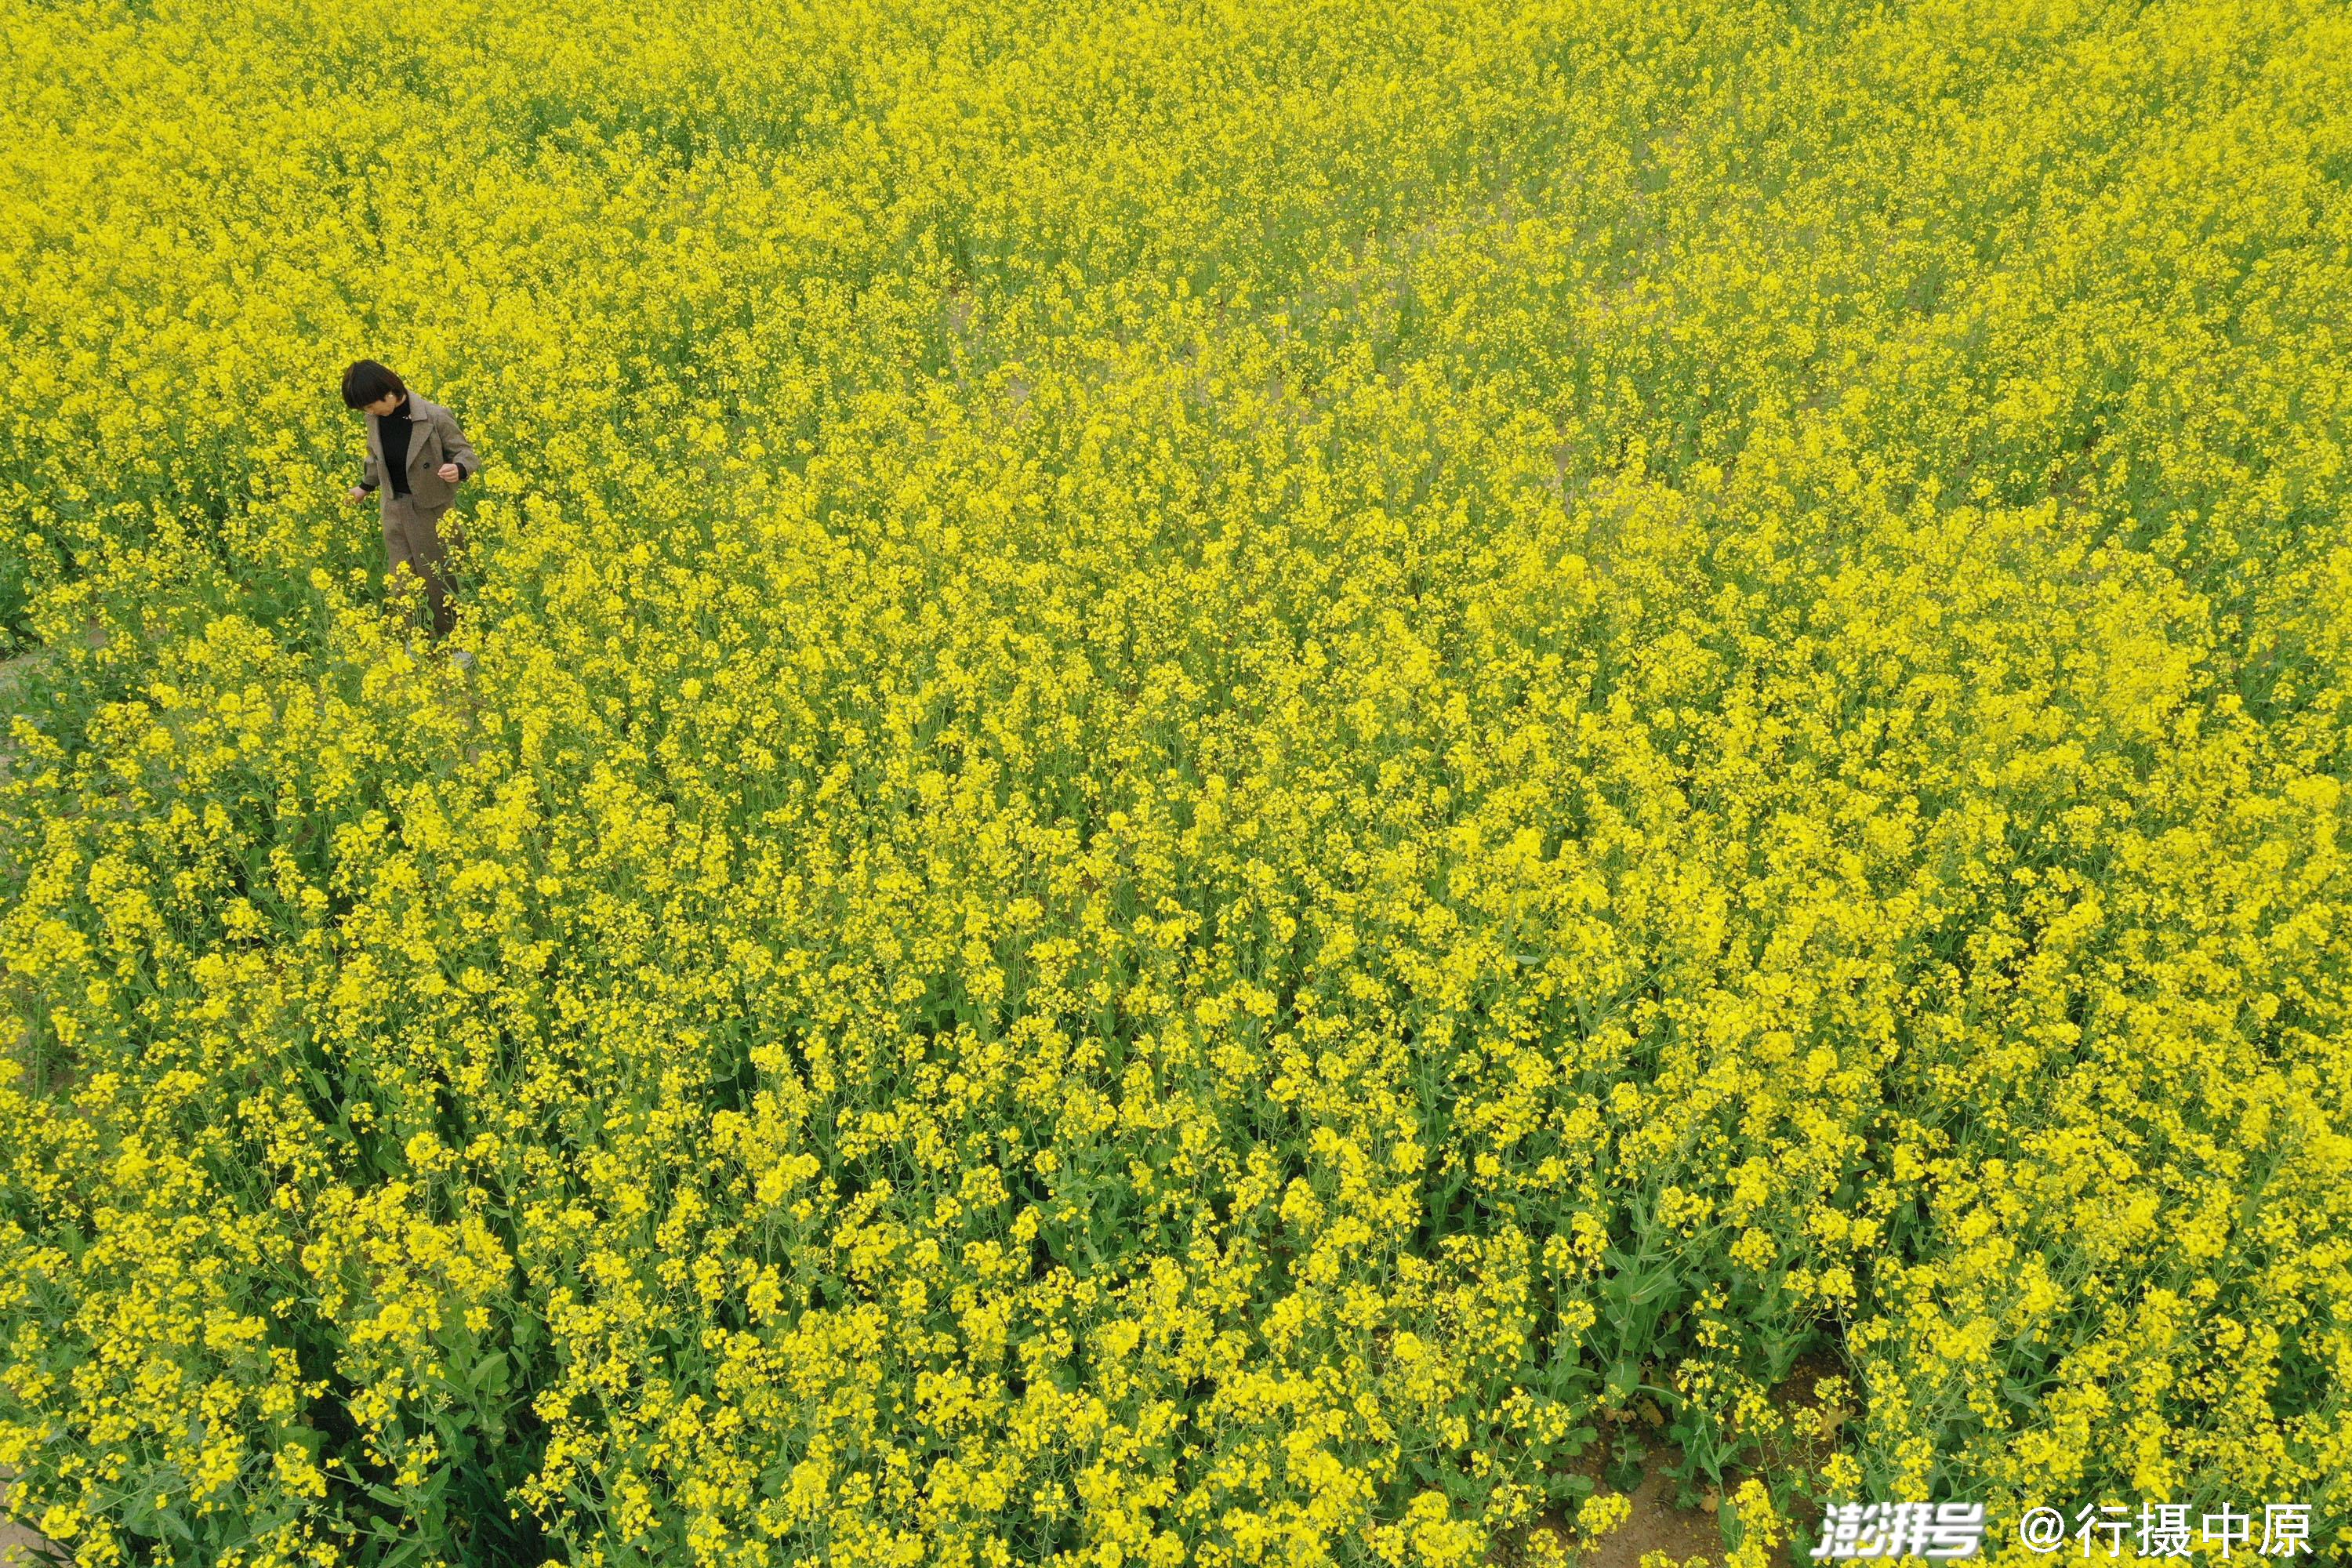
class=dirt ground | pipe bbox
[1579,1455,1754,1568]
[0,1474,55,1568]
[0,1526,52,1566]
[1527,1348,1846,1567]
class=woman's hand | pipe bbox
[437,462,462,483]
[347,485,368,503]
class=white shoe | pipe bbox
[451,648,476,672]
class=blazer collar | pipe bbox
[371,394,425,456]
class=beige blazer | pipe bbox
[360,393,481,511]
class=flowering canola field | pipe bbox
[2,0,2349,1563]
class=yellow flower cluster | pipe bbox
[1,0,2347,1563]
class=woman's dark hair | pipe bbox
[341,360,406,408]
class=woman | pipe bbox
[343,358,481,643]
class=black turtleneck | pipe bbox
[379,397,414,497]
